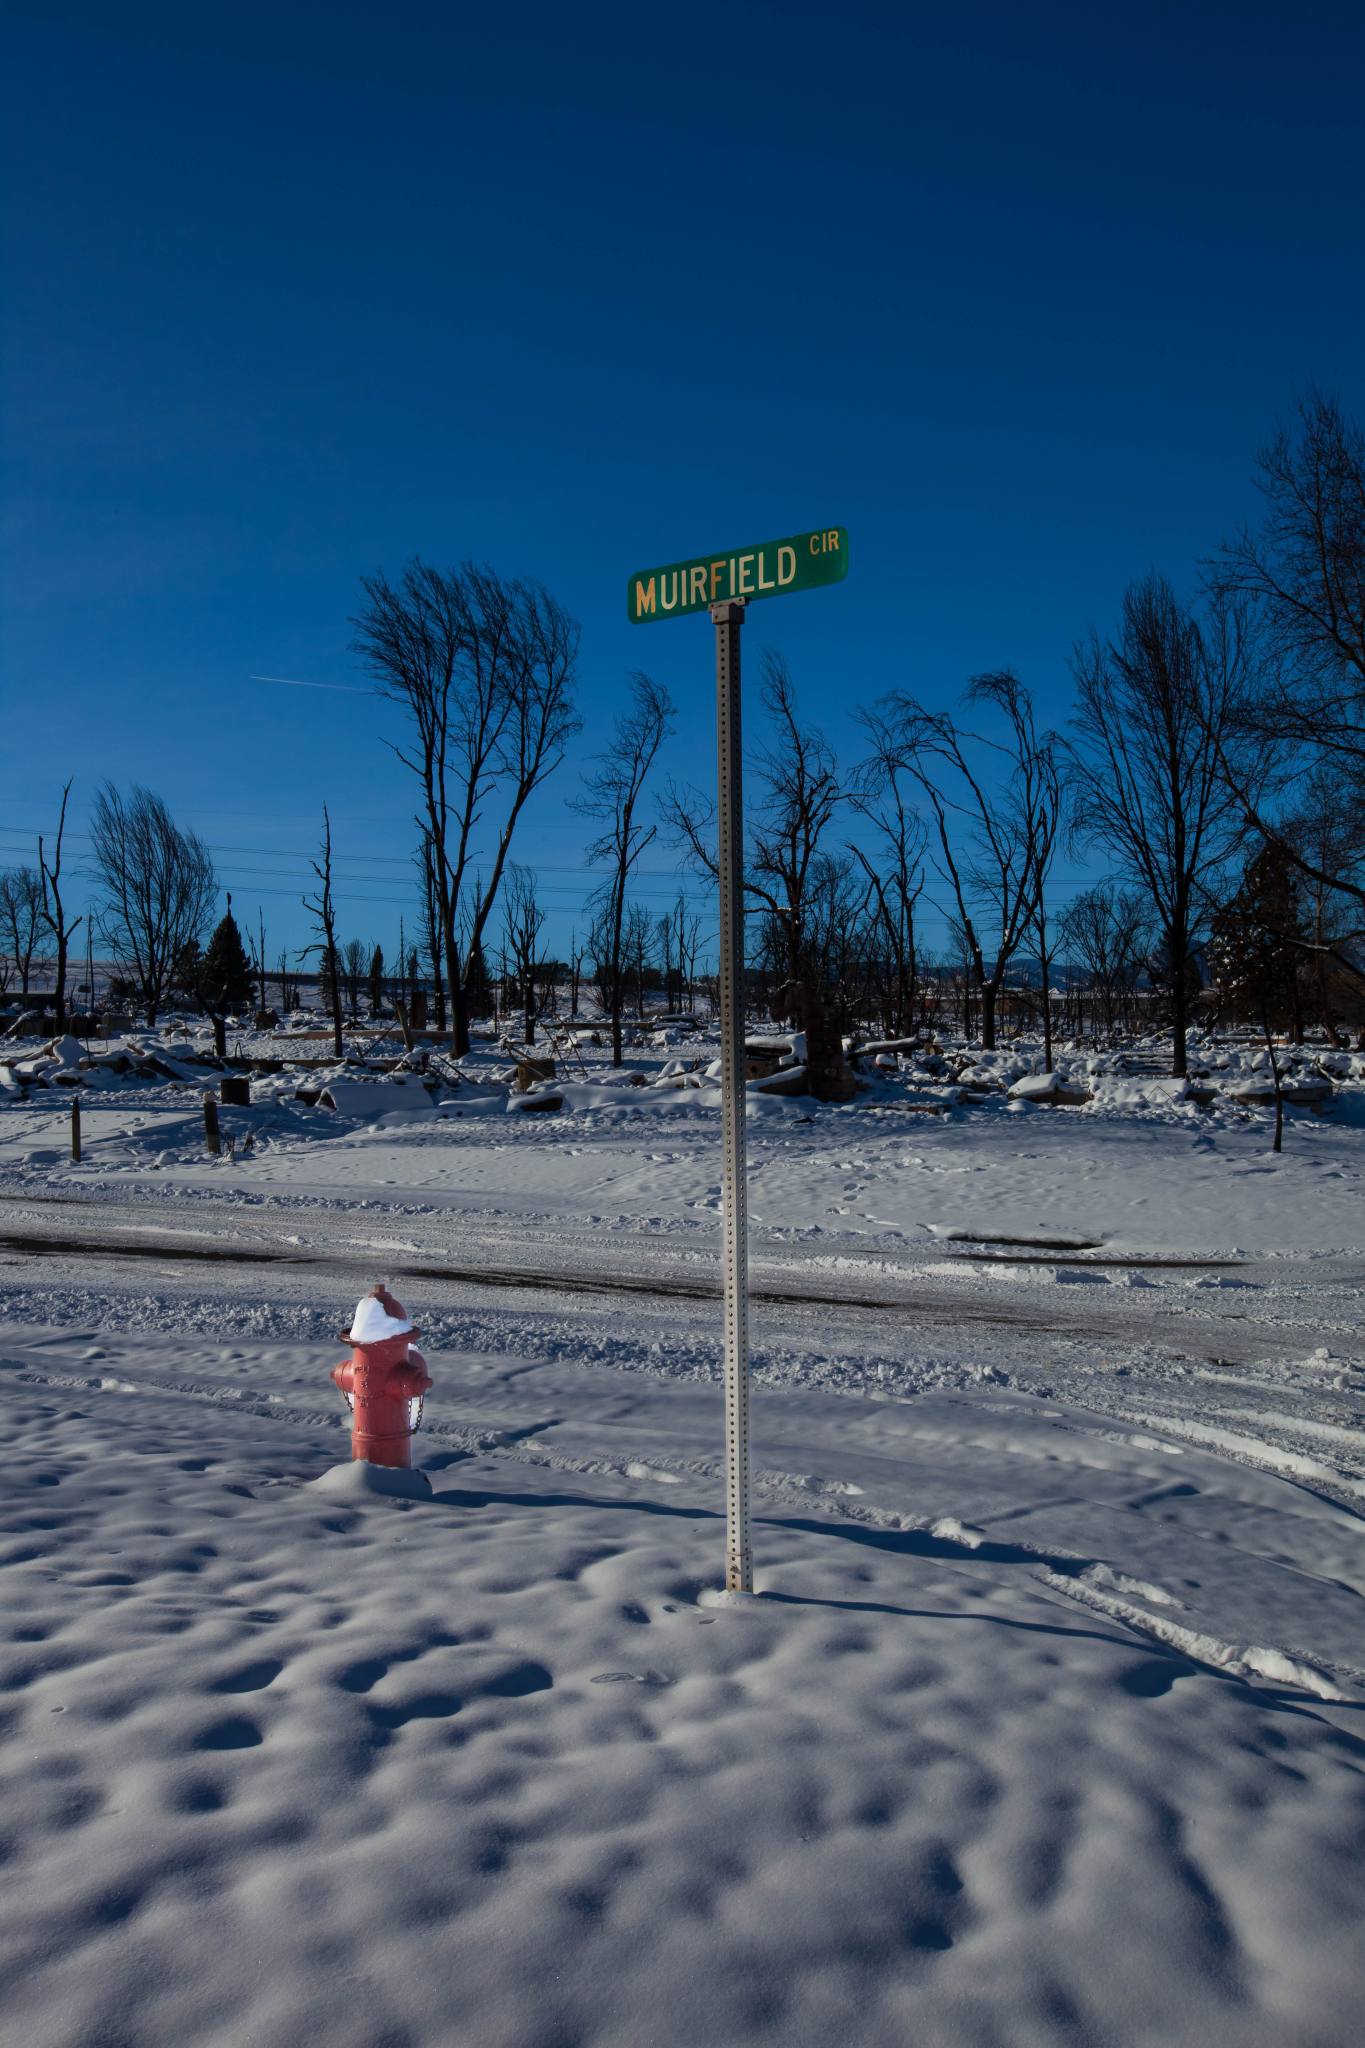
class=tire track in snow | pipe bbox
[0,1223,1304,1360]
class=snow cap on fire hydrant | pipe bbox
[346,1284,415,1345]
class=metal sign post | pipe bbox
[626,525,847,1594]
[711,599,751,1593]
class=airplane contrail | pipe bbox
[249,673,375,695]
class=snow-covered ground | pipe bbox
[2,1024,1363,2045]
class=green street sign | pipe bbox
[627,524,849,624]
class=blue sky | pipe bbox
[3,1,1363,968]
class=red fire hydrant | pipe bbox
[332,1285,432,1471]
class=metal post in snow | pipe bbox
[627,532,847,1590]
[712,598,752,1594]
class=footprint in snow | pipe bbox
[591,1670,675,1687]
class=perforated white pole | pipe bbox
[712,598,752,1594]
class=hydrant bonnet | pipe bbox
[346,1290,414,1345]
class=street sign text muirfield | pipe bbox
[627,525,848,624]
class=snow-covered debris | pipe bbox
[1008,1071,1091,1104]
[506,1088,564,1114]
[315,1078,436,1116]
[749,1063,808,1096]
[1087,1075,1192,1112]
[1278,1076,1334,1104]
[1221,1076,1279,1104]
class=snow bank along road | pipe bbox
[1,1101,1364,2044]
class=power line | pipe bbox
[0,826,1126,893]
[0,823,716,883]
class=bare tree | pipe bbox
[1059,883,1150,1042]
[945,920,975,1039]
[254,908,269,1019]
[880,671,1060,1052]
[654,896,704,1014]
[1212,391,1365,756]
[419,835,446,1031]
[575,672,674,1064]
[303,806,344,1059]
[1278,769,1365,1036]
[1205,392,1365,989]
[502,864,547,1043]
[850,711,929,1037]
[802,852,873,1038]
[668,651,853,1098]
[568,930,584,1018]
[747,656,846,1082]
[341,939,367,1020]
[587,902,615,1018]
[656,908,678,1010]
[1069,576,1249,1075]
[353,560,580,1054]
[1030,768,1066,1068]
[463,927,492,1023]
[35,782,83,1031]
[672,895,702,1011]
[88,784,215,1028]
[0,867,43,998]
[624,901,653,1022]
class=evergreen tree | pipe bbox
[1212,846,1303,1035]
[170,937,203,1003]
[464,935,492,1021]
[368,943,386,1018]
[198,903,254,1057]
[1211,844,1305,1151]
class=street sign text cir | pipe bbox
[627,525,848,624]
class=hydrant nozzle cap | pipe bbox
[346,1286,415,1344]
